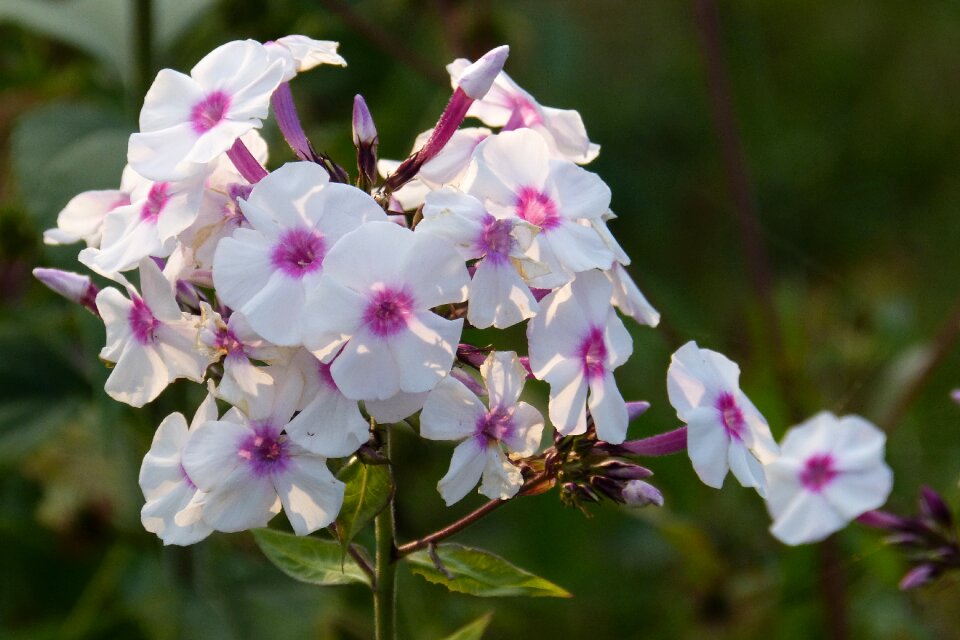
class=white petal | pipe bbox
[467,258,538,329]
[388,314,462,395]
[547,361,588,436]
[479,446,523,501]
[400,232,469,309]
[769,490,845,546]
[181,419,249,491]
[546,160,610,220]
[503,402,544,456]
[480,351,527,409]
[588,372,628,444]
[366,391,429,423]
[686,408,731,489]
[286,388,368,457]
[275,455,345,535]
[331,330,401,401]
[420,376,486,441]
[437,439,486,506]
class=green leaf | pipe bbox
[251,529,370,587]
[406,543,571,598]
[441,612,493,640]
[11,102,129,230]
[335,458,392,553]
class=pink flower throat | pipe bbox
[191,91,231,135]
[363,288,414,337]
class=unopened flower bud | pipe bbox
[33,268,99,316]
[920,486,953,528]
[449,367,486,397]
[899,564,938,591]
[626,401,651,421]
[595,459,653,480]
[352,94,378,146]
[457,45,509,100]
[622,480,664,507]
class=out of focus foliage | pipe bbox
[2,1,960,638]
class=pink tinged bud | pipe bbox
[920,486,953,528]
[899,564,938,591]
[619,426,688,457]
[226,138,268,184]
[449,367,486,397]
[352,95,378,146]
[457,343,490,369]
[627,401,651,421]
[622,480,664,507]
[856,509,907,530]
[33,268,100,316]
[272,83,314,162]
[176,279,202,312]
[457,45,509,100]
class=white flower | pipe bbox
[447,59,599,164]
[667,341,779,495]
[465,129,614,288]
[302,220,469,401]
[418,188,542,329]
[139,392,218,545]
[43,166,139,247]
[181,366,345,535]
[527,270,632,443]
[95,258,214,407]
[265,35,346,81]
[212,161,387,346]
[421,351,543,505]
[128,39,285,182]
[765,412,893,545]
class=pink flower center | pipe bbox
[128,295,160,345]
[215,326,245,360]
[109,194,131,211]
[238,425,289,477]
[139,183,171,223]
[503,96,544,130]
[800,454,839,492]
[271,228,326,278]
[476,407,515,443]
[715,392,745,440]
[578,326,607,380]
[515,187,560,231]
[190,91,231,135]
[363,288,414,337]
[477,215,514,263]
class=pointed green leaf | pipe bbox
[252,529,370,587]
[335,458,392,553]
[406,543,571,598]
[441,612,493,640]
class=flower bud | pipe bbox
[457,45,509,100]
[899,564,938,591]
[920,486,953,528]
[352,94,378,146]
[33,268,99,316]
[621,480,664,507]
[594,459,652,480]
[626,401,651,421]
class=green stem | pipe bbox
[374,426,397,640]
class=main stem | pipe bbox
[374,427,397,640]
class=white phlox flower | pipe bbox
[265,35,347,81]
[139,390,219,545]
[181,365,345,535]
[85,170,206,274]
[284,349,370,457]
[527,269,633,443]
[128,39,286,182]
[302,220,469,401]
[465,129,614,288]
[95,258,214,407]
[418,187,543,329]
[197,302,290,412]
[667,341,779,496]
[421,351,543,505]
[764,412,893,545]
[447,59,600,164]
[43,166,139,247]
[212,161,387,346]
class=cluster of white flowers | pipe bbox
[36,35,892,550]
[667,341,894,544]
[37,37,662,545]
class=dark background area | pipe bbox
[2,1,960,638]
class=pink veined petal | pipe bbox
[437,439,487,506]
[481,351,527,409]
[545,160,610,221]
[685,408,732,489]
[388,314,462,395]
[587,371,628,444]
[467,257,538,330]
[274,455,345,536]
[420,376,487,441]
[285,387,368,457]
[769,490,845,546]
[503,402,544,457]
[479,446,523,501]
[139,69,204,131]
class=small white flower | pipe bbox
[527,270,632,443]
[95,258,214,407]
[265,35,347,81]
[181,366,345,535]
[43,166,139,247]
[302,220,469,401]
[212,161,387,346]
[667,341,779,495]
[765,412,893,545]
[128,39,285,182]
[139,392,219,545]
[421,351,543,505]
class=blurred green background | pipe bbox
[3,0,960,638]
